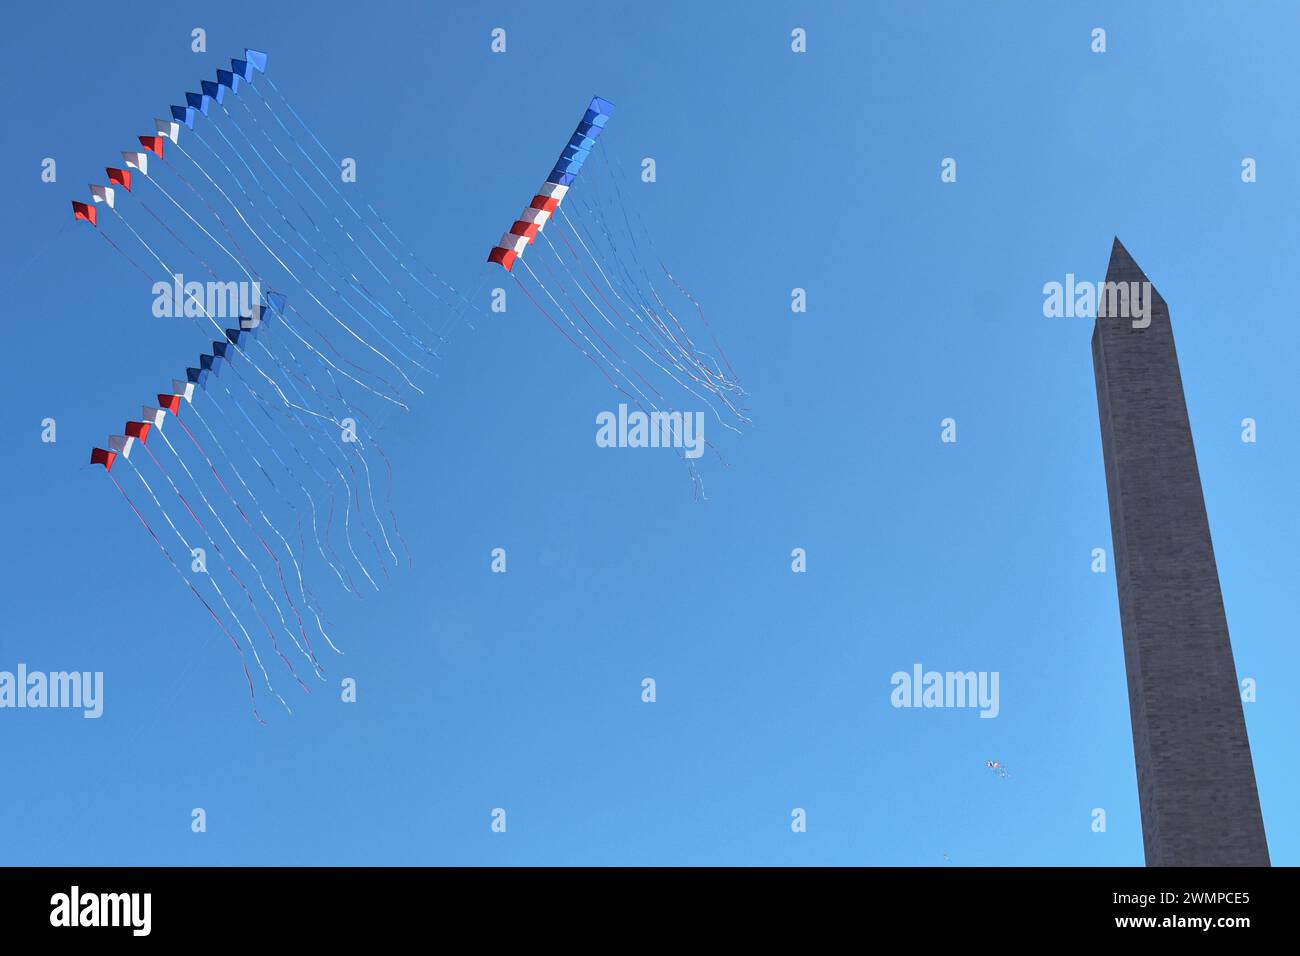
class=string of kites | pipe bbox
[67,47,748,720]
[73,51,267,231]
[77,51,273,474]
[487,95,615,272]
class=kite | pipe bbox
[487,95,749,497]
[487,96,614,273]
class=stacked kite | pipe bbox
[485,94,748,498]
[89,299,280,472]
[487,96,615,272]
[72,51,268,232]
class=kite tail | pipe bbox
[153,427,311,687]
[237,359,380,594]
[558,205,746,436]
[516,263,707,498]
[519,261,656,410]
[229,97,446,357]
[260,76,478,328]
[190,404,339,653]
[174,415,326,678]
[200,392,352,597]
[108,471,265,723]
[247,339,388,588]
[227,366,357,601]
[571,184,747,420]
[282,338,406,570]
[126,459,286,716]
[547,223,743,435]
[139,440,299,705]
[534,240,668,402]
[178,136,439,374]
[374,436,410,568]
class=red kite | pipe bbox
[488,247,516,271]
[71,201,97,226]
[124,421,151,443]
[90,448,117,471]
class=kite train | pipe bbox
[488,96,749,495]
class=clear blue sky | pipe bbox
[1,1,1296,865]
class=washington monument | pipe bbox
[1091,238,1269,866]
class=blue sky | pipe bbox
[0,1,1296,865]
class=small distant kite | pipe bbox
[986,760,1009,779]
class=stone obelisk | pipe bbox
[1091,238,1269,866]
